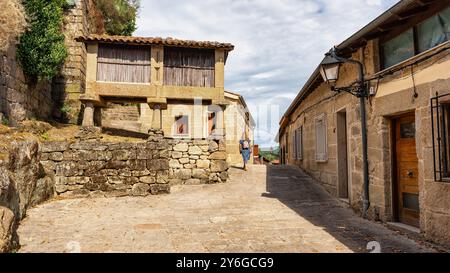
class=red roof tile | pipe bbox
[76,35,234,51]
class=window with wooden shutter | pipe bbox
[315,115,328,162]
[293,130,298,160]
[297,127,303,160]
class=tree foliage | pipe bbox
[93,0,140,36]
[0,0,27,52]
[17,0,68,82]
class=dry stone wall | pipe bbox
[0,46,54,126]
[40,131,229,198]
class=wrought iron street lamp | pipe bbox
[319,47,370,218]
[319,51,346,84]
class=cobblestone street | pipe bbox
[17,165,436,253]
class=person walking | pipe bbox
[239,134,252,171]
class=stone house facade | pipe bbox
[279,0,450,247]
[224,90,255,166]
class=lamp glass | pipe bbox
[320,63,340,84]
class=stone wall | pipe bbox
[0,0,90,126]
[0,46,54,126]
[169,138,228,185]
[40,131,229,198]
[53,0,89,124]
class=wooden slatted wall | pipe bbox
[164,47,215,87]
[97,44,151,83]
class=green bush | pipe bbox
[94,0,140,36]
[60,103,71,115]
[1,116,9,126]
[17,0,68,82]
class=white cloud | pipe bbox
[135,0,399,147]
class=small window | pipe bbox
[297,127,303,160]
[417,7,450,53]
[431,93,450,182]
[315,115,328,162]
[381,7,450,69]
[293,130,298,160]
[208,112,217,136]
[400,122,416,139]
[174,115,189,136]
[382,29,415,69]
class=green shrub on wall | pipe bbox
[17,0,69,82]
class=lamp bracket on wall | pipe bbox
[331,84,369,99]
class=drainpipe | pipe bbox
[351,60,370,218]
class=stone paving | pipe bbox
[17,165,436,253]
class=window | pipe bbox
[294,126,303,160]
[97,45,151,83]
[417,8,450,53]
[381,7,450,69]
[174,115,189,136]
[164,47,215,87]
[208,112,217,136]
[293,130,298,160]
[382,29,415,69]
[315,115,328,162]
[431,93,450,182]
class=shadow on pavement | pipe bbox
[263,164,429,253]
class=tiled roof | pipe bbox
[76,35,235,51]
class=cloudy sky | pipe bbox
[135,0,399,147]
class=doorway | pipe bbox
[393,113,420,228]
[337,110,349,199]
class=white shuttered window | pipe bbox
[315,115,328,162]
[292,126,303,161]
[297,127,303,160]
[293,130,298,160]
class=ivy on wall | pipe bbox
[17,0,69,82]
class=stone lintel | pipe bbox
[147,98,168,110]
[79,94,106,107]
[212,99,230,107]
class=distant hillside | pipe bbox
[259,146,279,162]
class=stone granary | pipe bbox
[279,0,450,247]
[75,35,254,167]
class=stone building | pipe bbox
[279,0,450,247]
[76,35,228,135]
[224,90,255,166]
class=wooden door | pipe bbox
[395,114,420,227]
[337,111,349,199]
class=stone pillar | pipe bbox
[82,102,95,127]
[151,104,162,129]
